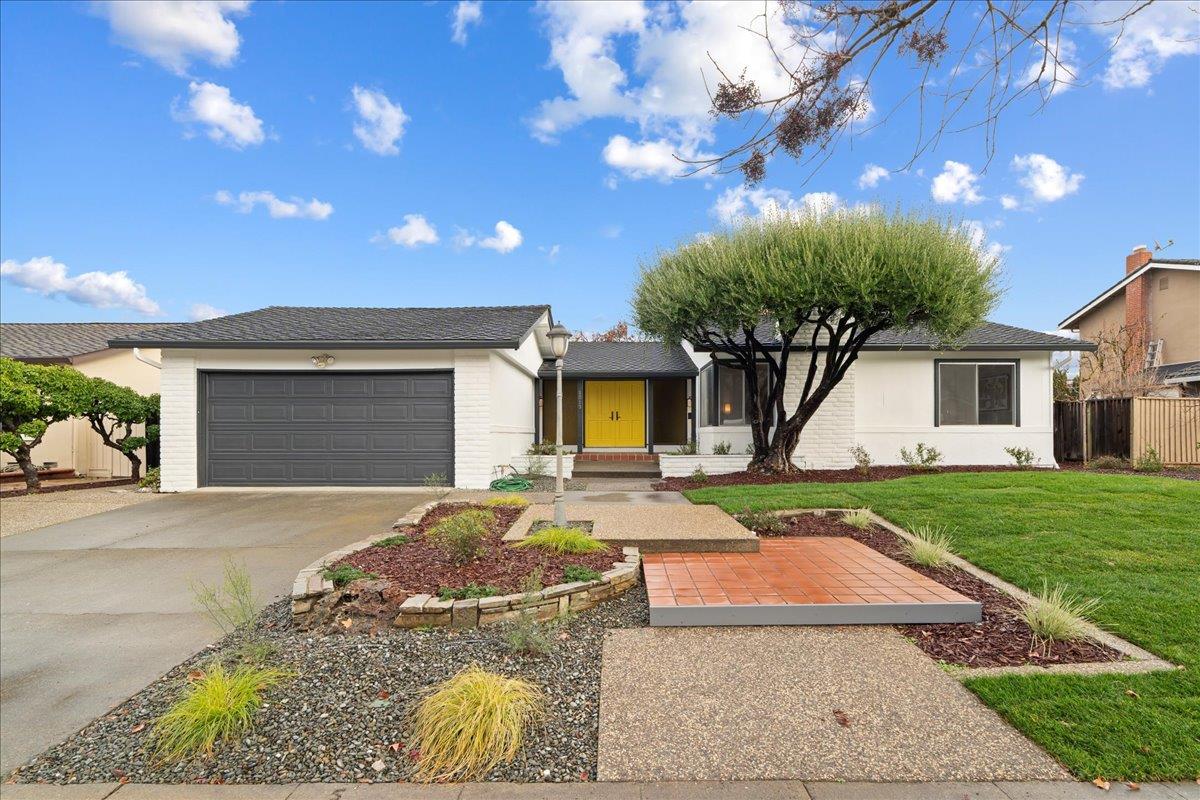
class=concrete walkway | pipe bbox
[0,490,439,774]
[598,627,1067,782]
[0,488,159,538]
[1,781,1194,799]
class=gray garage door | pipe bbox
[201,371,453,486]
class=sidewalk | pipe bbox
[2,781,1195,800]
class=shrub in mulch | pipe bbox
[653,464,1028,491]
[339,503,615,599]
[743,512,1122,669]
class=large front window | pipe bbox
[937,361,1018,425]
[703,363,771,426]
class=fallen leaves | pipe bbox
[1092,777,1111,790]
[832,709,851,727]
[130,723,146,734]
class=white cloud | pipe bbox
[189,302,227,321]
[602,135,682,180]
[95,0,250,75]
[1,256,161,315]
[711,186,842,224]
[930,160,984,204]
[479,221,523,253]
[857,164,889,190]
[1011,153,1083,203]
[373,214,439,248]
[961,220,1011,264]
[173,81,265,148]
[531,2,840,176]
[1000,194,1020,210]
[451,1,483,45]
[1091,1,1200,90]
[351,86,407,156]
[216,190,333,220]
[540,244,562,260]
[1022,38,1080,96]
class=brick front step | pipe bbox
[572,460,663,479]
[575,452,660,462]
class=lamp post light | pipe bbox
[547,323,571,527]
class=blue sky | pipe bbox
[2,1,1198,334]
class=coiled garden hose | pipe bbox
[489,476,533,492]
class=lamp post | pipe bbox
[547,323,571,527]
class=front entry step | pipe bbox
[572,459,663,479]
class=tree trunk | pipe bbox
[16,447,40,492]
[125,451,142,482]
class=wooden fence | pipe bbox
[1132,397,1200,466]
[1053,396,1200,465]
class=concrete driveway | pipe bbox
[0,489,442,774]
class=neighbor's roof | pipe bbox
[538,341,698,378]
[1156,360,1200,384]
[0,322,172,362]
[1059,258,1200,328]
[109,305,551,349]
[690,320,1092,352]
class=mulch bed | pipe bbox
[744,512,1122,669]
[8,587,651,785]
[1057,461,1199,481]
[341,503,615,596]
[654,465,1026,491]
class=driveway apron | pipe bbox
[0,490,440,774]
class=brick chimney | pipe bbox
[1124,245,1152,372]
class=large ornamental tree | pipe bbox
[71,377,159,482]
[0,357,86,491]
[632,210,1000,473]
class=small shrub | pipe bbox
[899,442,943,471]
[690,466,709,483]
[138,467,161,490]
[1087,455,1129,470]
[848,445,872,475]
[374,534,410,547]
[192,559,258,634]
[562,564,603,583]
[428,510,494,563]
[1019,582,1101,655]
[841,508,874,530]
[1004,446,1037,468]
[526,439,558,455]
[523,453,548,478]
[512,527,608,555]
[734,507,785,535]
[900,525,956,568]
[438,583,502,602]
[422,472,449,487]
[226,638,279,667]
[745,442,756,455]
[409,664,543,782]
[505,570,554,655]
[671,441,697,455]
[151,662,290,763]
[1133,447,1164,473]
[712,440,732,455]
[483,494,530,508]
[323,564,377,587]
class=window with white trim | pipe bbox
[937,361,1018,426]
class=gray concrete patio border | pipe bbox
[649,599,981,627]
[777,509,1176,678]
[503,502,758,553]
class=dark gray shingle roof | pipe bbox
[1157,360,1200,382]
[692,320,1093,351]
[0,323,172,361]
[109,305,550,349]
[538,341,697,378]
[1150,258,1200,266]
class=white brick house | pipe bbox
[112,306,1091,490]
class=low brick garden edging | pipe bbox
[290,498,642,630]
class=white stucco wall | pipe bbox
[487,335,540,478]
[158,347,533,492]
[853,350,1056,467]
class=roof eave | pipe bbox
[107,338,524,350]
[538,369,697,379]
[692,342,1095,353]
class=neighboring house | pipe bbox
[1059,246,1200,397]
[111,305,1090,491]
[0,323,166,479]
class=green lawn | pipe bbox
[687,471,1200,781]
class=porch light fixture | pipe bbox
[723,402,733,415]
[311,354,335,369]
[547,322,571,526]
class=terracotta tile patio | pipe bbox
[644,537,981,626]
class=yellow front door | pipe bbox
[584,380,645,447]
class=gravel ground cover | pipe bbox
[742,512,1121,669]
[0,487,158,537]
[341,503,615,595]
[654,464,1027,491]
[8,585,650,785]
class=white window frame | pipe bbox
[934,359,1021,427]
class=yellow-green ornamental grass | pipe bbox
[1019,582,1101,654]
[410,664,543,782]
[901,524,957,568]
[840,508,874,530]
[511,527,608,555]
[151,662,290,763]
[483,495,530,508]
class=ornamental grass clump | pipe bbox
[409,664,543,783]
[151,662,290,764]
[734,507,785,535]
[1019,582,1101,655]
[841,508,874,530]
[483,494,530,508]
[901,524,956,568]
[511,527,608,555]
[428,509,494,563]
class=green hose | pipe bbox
[489,476,533,492]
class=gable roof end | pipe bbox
[1059,259,1200,329]
[0,322,173,362]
